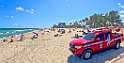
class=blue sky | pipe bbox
[0,0,124,28]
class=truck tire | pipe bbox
[114,40,120,49]
[81,50,92,60]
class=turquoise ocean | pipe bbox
[0,28,39,38]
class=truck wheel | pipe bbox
[81,50,92,60]
[114,41,120,49]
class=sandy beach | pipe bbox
[0,28,124,63]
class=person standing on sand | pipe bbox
[20,34,24,41]
[31,32,38,40]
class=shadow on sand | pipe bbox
[67,47,124,63]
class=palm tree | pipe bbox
[52,10,123,28]
[97,14,106,27]
[85,18,89,25]
[69,22,72,28]
[108,11,118,26]
[92,14,98,28]
[79,20,82,27]
[73,21,80,28]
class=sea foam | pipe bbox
[0,33,3,34]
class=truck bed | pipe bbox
[112,33,123,36]
[112,33,123,41]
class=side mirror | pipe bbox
[96,38,100,41]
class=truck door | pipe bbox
[105,32,112,47]
[95,34,105,50]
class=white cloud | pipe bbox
[120,14,124,18]
[30,12,34,14]
[117,2,124,9]
[120,10,124,18]
[16,7,24,11]
[16,6,35,14]
[25,9,35,14]
[117,3,121,6]
[15,7,35,14]
[31,9,35,12]
[10,16,14,18]
[121,6,124,9]
[120,10,124,14]
[117,2,124,18]
[25,10,30,12]
[5,16,14,18]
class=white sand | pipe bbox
[0,28,124,63]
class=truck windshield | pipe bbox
[84,33,96,40]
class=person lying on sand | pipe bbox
[54,34,59,37]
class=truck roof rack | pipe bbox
[92,27,110,33]
[96,27,109,30]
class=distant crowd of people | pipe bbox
[0,27,93,43]
[1,31,39,43]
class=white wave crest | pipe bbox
[6,32,9,33]
[16,30,24,32]
[0,33,4,34]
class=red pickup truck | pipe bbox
[69,27,124,60]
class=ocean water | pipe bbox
[0,28,38,38]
